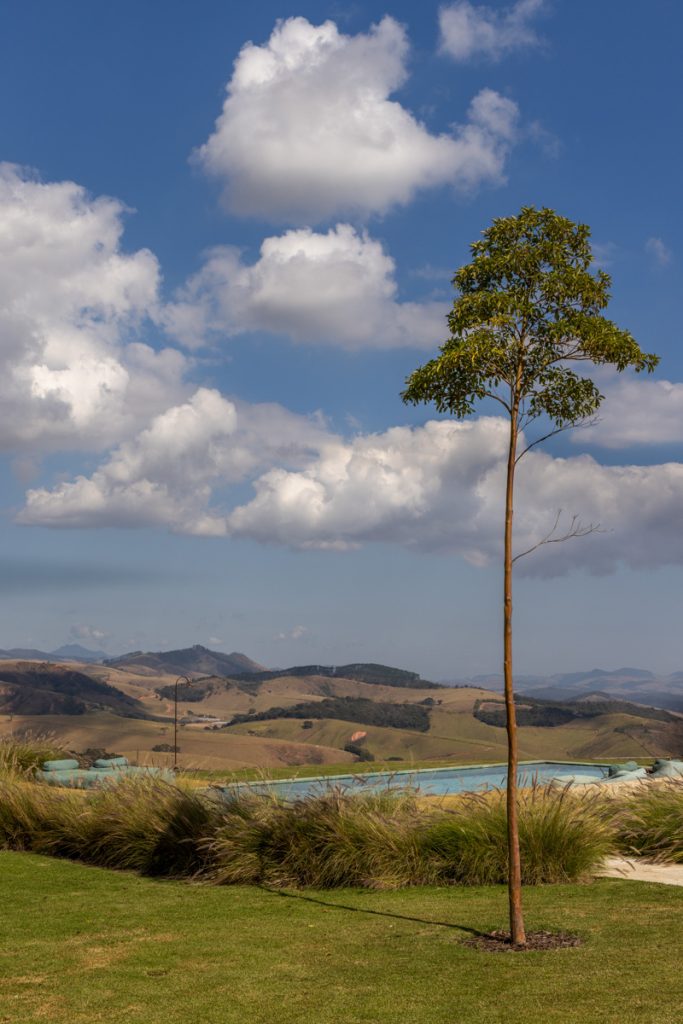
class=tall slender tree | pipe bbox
[402,208,658,946]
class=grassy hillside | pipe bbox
[0,661,146,717]
[232,661,440,688]
[2,659,680,772]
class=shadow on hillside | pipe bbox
[258,885,488,937]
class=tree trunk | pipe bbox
[504,409,526,946]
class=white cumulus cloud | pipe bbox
[226,418,683,576]
[164,225,448,350]
[0,163,188,454]
[22,411,683,579]
[195,16,519,222]
[576,377,683,448]
[19,388,333,535]
[439,0,546,62]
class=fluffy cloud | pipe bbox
[576,377,683,448]
[439,0,545,62]
[195,16,519,222]
[19,388,332,535]
[227,418,683,575]
[22,412,683,577]
[0,163,188,453]
[164,225,448,350]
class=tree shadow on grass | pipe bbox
[258,885,489,937]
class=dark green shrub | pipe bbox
[343,743,374,761]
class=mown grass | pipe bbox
[1,850,683,1024]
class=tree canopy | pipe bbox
[402,207,658,426]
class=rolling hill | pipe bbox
[2,651,682,771]
[232,663,440,689]
[0,662,147,717]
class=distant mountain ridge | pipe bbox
[105,645,265,678]
[454,667,683,713]
[0,645,107,664]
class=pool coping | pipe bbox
[220,759,612,792]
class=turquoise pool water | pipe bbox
[223,760,609,801]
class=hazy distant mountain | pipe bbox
[51,644,107,662]
[106,644,265,678]
[453,667,683,713]
[0,662,147,717]
[0,648,53,661]
[0,645,107,664]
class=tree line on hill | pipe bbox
[229,663,440,689]
[473,695,677,729]
[226,696,431,732]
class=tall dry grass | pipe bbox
[0,733,66,775]
[0,752,632,889]
[208,789,431,888]
[420,783,615,885]
[613,781,683,862]
[0,774,225,877]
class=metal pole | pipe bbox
[174,675,191,772]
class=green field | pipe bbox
[1,852,682,1024]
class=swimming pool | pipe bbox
[222,760,610,801]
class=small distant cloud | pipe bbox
[274,625,309,641]
[528,120,561,159]
[645,237,672,267]
[208,636,223,646]
[69,624,108,645]
[410,264,453,282]
[591,241,620,269]
[439,0,547,63]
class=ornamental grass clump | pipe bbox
[0,774,85,851]
[208,788,430,889]
[614,781,683,862]
[0,733,66,776]
[419,784,614,885]
[0,774,225,878]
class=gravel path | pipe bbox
[598,857,683,887]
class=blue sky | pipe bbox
[0,0,681,677]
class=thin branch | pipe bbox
[512,510,604,564]
[515,424,571,461]
[515,415,600,462]
[483,390,512,414]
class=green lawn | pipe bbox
[1,852,682,1023]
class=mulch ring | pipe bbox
[466,930,582,953]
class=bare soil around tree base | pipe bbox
[466,929,583,953]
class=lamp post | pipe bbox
[173,674,192,771]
